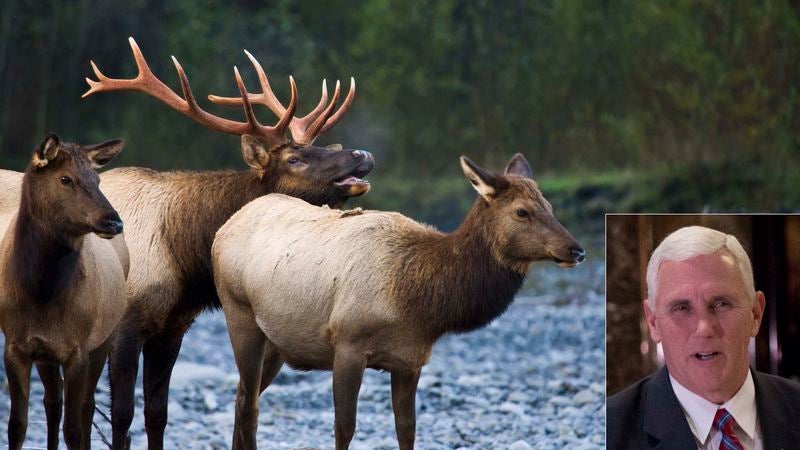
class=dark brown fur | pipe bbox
[387,200,526,337]
[103,138,373,450]
[0,134,125,450]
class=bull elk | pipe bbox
[80,38,373,449]
[212,154,585,449]
[0,134,128,450]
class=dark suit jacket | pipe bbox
[607,367,800,450]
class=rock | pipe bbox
[573,389,595,404]
[508,440,533,450]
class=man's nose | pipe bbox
[694,311,720,337]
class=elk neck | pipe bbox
[391,199,525,338]
[7,188,83,305]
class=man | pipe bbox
[607,226,800,450]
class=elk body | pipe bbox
[81,38,373,449]
[212,154,585,449]
[0,134,128,450]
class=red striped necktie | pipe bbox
[714,408,744,450]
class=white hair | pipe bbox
[646,226,755,309]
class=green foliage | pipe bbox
[0,0,798,226]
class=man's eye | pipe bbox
[671,304,690,313]
[712,300,732,310]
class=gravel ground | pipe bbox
[0,260,605,449]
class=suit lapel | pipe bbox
[754,370,800,449]
[642,367,698,450]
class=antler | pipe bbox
[207,50,355,146]
[83,37,297,146]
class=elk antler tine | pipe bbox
[302,79,329,123]
[234,66,262,132]
[274,76,298,133]
[82,61,105,97]
[172,56,200,114]
[320,77,355,134]
[301,80,341,145]
[128,37,154,78]
[244,50,285,114]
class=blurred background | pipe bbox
[1,1,799,238]
[606,215,800,395]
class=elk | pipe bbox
[81,38,373,449]
[0,134,127,450]
[212,153,585,449]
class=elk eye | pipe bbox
[516,208,529,218]
[287,157,301,165]
[60,176,72,185]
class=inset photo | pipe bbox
[606,214,800,449]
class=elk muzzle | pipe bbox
[334,150,374,197]
[93,212,124,239]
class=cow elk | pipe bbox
[212,153,585,449]
[81,37,373,449]
[0,134,128,450]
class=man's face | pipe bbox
[643,251,765,404]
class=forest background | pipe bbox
[0,1,798,237]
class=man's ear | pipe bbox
[83,139,125,169]
[241,135,271,174]
[32,133,60,169]
[643,299,662,343]
[460,156,498,202]
[504,153,533,179]
[751,291,766,336]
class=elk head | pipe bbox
[24,133,124,239]
[83,37,373,207]
[460,154,585,272]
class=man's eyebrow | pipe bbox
[663,298,690,309]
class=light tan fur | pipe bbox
[214,194,436,372]
[98,168,183,325]
[212,154,584,450]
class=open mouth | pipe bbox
[334,158,373,196]
[550,254,579,268]
[693,352,721,361]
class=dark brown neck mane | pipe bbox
[391,199,525,338]
[159,168,349,313]
[7,182,82,305]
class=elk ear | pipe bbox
[84,139,125,169]
[326,143,343,151]
[460,156,498,201]
[241,135,271,173]
[32,133,61,169]
[504,153,533,179]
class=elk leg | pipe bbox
[81,340,112,450]
[142,332,183,450]
[332,347,366,450]
[259,350,284,394]
[35,361,64,450]
[391,369,421,450]
[223,295,269,450]
[5,344,32,450]
[109,317,144,450]
[63,356,89,450]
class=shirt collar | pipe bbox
[669,369,757,444]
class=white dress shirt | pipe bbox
[669,370,762,450]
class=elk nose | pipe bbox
[103,218,124,235]
[570,246,586,263]
[352,150,372,160]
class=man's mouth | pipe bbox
[693,352,721,361]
